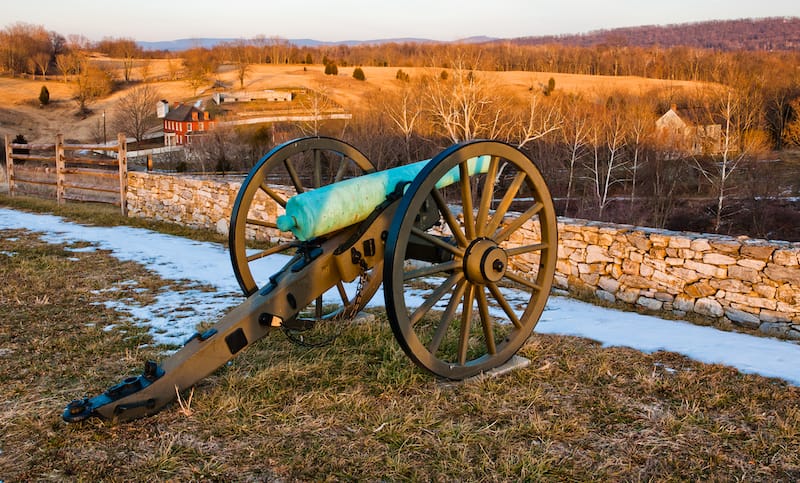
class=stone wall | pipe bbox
[126,172,800,338]
[128,172,243,235]
[556,219,800,339]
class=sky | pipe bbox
[2,206,799,387]
[5,0,800,42]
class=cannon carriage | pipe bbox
[64,137,558,423]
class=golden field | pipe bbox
[0,60,712,144]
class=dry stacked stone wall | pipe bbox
[127,172,800,339]
[556,219,800,339]
[127,172,292,241]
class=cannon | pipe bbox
[63,137,558,423]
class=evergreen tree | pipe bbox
[11,134,29,163]
[353,67,366,81]
[39,85,50,105]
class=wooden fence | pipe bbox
[4,133,128,215]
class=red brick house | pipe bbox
[163,104,216,146]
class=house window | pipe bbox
[199,122,204,131]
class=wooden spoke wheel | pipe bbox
[229,137,381,328]
[384,140,558,379]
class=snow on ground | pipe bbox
[1,207,799,385]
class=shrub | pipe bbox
[543,77,556,96]
[353,67,366,81]
[39,85,50,106]
[12,134,29,164]
[396,69,410,82]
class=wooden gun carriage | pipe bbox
[63,137,558,423]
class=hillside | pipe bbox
[510,17,800,51]
[0,64,711,144]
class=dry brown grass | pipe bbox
[1,199,799,481]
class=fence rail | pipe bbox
[4,133,128,215]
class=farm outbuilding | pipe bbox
[655,104,723,155]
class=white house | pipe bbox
[655,104,723,155]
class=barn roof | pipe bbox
[164,104,210,122]
[669,105,723,126]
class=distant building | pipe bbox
[156,99,170,119]
[212,90,293,104]
[655,104,723,155]
[163,104,217,146]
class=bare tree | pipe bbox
[26,58,38,79]
[66,34,91,51]
[183,48,218,96]
[73,57,112,112]
[425,58,502,142]
[625,96,656,205]
[585,100,629,218]
[166,54,181,81]
[186,125,255,173]
[112,84,162,143]
[560,97,591,216]
[230,40,251,89]
[0,22,50,77]
[297,84,337,136]
[32,51,50,79]
[692,90,768,233]
[55,52,80,82]
[514,91,561,149]
[115,38,140,83]
[785,97,800,148]
[139,59,152,82]
[383,81,424,162]
[268,36,289,64]
[251,35,268,64]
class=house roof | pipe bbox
[164,104,210,122]
[669,105,723,126]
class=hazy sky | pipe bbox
[6,0,799,42]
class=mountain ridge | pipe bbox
[136,17,800,52]
[138,36,494,51]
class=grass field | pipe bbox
[0,61,712,145]
[1,197,799,481]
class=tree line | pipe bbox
[513,17,800,51]
[340,64,799,240]
[181,55,799,240]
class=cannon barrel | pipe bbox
[276,155,491,241]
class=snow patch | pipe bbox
[2,207,799,386]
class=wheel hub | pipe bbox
[463,238,507,284]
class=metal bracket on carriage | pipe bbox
[63,360,164,423]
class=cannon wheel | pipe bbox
[229,136,381,326]
[384,140,558,379]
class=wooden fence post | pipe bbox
[55,134,65,204]
[4,135,14,196]
[117,133,128,216]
